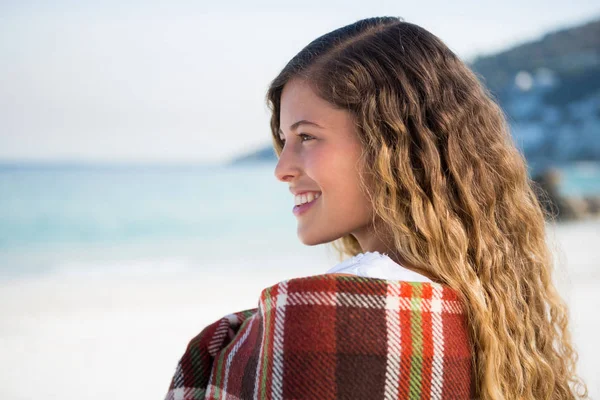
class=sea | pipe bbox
[0,162,335,282]
[1,161,599,281]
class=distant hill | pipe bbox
[231,18,600,173]
[470,18,600,175]
[230,146,276,165]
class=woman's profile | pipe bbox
[165,17,587,399]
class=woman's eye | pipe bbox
[278,133,314,145]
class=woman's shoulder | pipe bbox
[179,272,468,361]
[182,269,466,357]
[165,272,473,400]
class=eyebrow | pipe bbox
[278,120,324,136]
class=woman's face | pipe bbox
[275,78,375,246]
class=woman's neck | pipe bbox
[352,226,440,283]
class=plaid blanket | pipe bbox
[165,274,473,399]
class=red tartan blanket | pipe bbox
[164,274,473,399]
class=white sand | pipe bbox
[0,220,598,399]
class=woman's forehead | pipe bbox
[280,79,343,129]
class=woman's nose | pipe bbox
[274,145,301,183]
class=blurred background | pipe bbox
[1,1,599,399]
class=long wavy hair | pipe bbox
[266,17,587,399]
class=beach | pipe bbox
[2,4,600,398]
[0,218,598,399]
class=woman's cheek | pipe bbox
[305,148,329,179]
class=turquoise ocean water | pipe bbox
[1,161,599,280]
[0,163,319,280]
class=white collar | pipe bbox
[325,251,433,283]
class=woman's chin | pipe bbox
[297,233,321,246]
[297,227,340,246]
[297,228,325,246]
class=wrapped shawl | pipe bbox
[164,274,474,399]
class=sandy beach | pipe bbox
[0,219,598,399]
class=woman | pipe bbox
[165,17,587,399]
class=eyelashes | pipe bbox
[279,133,315,144]
[298,133,315,142]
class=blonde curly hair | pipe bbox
[266,17,588,399]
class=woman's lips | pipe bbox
[293,195,320,217]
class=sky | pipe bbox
[1,0,599,164]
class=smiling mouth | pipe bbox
[293,194,320,216]
[294,192,321,207]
